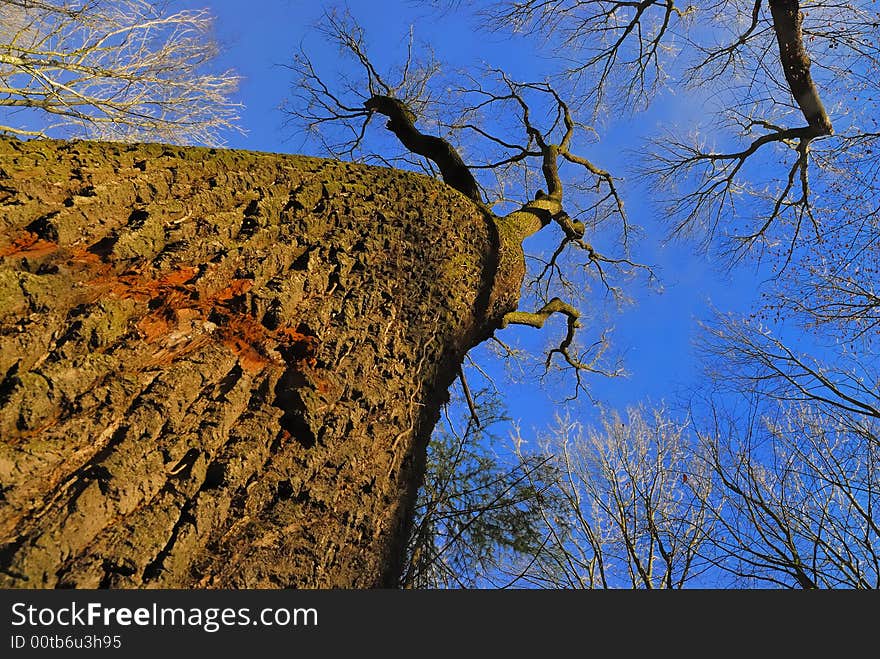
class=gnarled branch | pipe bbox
[501,297,617,397]
[364,95,483,204]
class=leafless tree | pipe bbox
[287,7,654,399]
[286,3,879,588]
[287,2,879,396]
[480,3,880,588]
[484,0,694,112]
[693,395,879,588]
[0,0,242,144]
[455,398,878,589]
[700,314,878,427]
[502,406,715,588]
[401,323,876,590]
[691,306,878,587]
[775,265,880,347]
[488,1,879,269]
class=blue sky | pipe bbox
[194,0,764,428]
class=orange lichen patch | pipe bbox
[219,336,274,372]
[213,278,253,301]
[214,313,280,372]
[128,271,315,372]
[0,231,58,258]
[68,248,106,267]
[277,326,312,343]
[153,267,200,289]
[3,229,319,375]
[208,311,320,374]
[111,266,199,300]
[136,311,175,344]
[65,254,318,373]
[211,313,318,373]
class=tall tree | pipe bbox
[2,0,877,589]
[503,400,878,589]
[320,0,877,587]
[288,8,650,400]
[0,136,505,588]
[288,1,878,397]
[695,394,879,588]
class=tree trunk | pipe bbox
[0,137,522,588]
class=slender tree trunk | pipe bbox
[0,137,521,588]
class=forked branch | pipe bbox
[650,0,834,258]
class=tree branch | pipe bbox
[768,0,833,136]
[364,94,483,204]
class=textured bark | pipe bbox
[0,137,523,588]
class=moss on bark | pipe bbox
[0,137,524,588]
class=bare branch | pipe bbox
[501,297,620,397]
[485,0,692,111]
[0,0,242,145]
[768,0,833,135]
[365,94,483,203]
